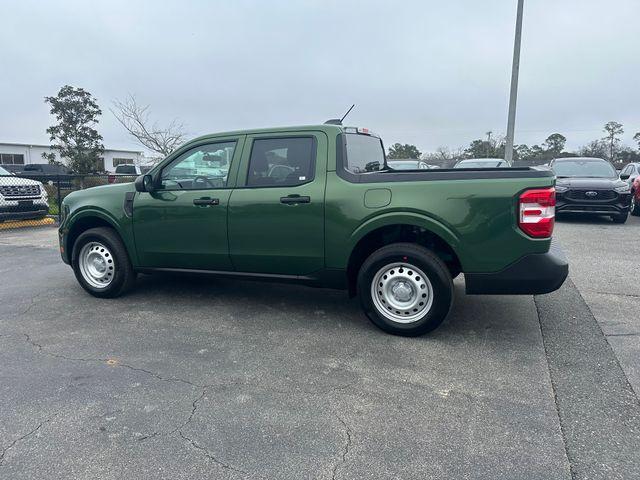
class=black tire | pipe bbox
[630,193,640,216]
[357,243,453,336]
[611,212,628,224]
[71,227,136,298]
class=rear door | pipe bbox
[133,137,243,270]
[227,131,327,275]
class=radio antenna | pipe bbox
[324,104,356,125]
[340,104,355,123]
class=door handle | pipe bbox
[193,197,220,206]
[280,195,310,204]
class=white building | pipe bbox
[0,142,146,173]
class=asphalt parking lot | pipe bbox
[1,217,639,479]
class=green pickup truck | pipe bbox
[59,124,567,336]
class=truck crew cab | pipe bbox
[59,124,567,336]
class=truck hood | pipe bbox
[556,177,624,189]
[63,181,135,204]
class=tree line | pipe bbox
[388,121,640,168]
[43,85,640,173]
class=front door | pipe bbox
[228,132,326,275]
[133,138,242,270]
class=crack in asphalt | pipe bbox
[178,430,249,476]
[172,388,207,434]
[605,332,640,337]
[22,333,203,389]
[331,414,353,480]
[589,291,640,299]
[0,415,56,466]
[20,332,357,476]
[22,333,357,396]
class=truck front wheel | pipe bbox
[71,227,136,298]
[357,243,453,336]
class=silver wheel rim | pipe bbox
[78,242,115,289]
[371,262,434,324]
[632,194,636,212]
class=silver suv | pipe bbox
[0,165,49,221]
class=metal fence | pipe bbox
[0,173,138,230]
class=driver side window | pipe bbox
[161,141,236,190]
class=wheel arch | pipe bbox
[66,210,132,264]
[346,215,463,297]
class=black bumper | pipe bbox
[0,205,48,221]
[556,193,630,215]
[465,240,568,295]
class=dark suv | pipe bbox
[550,157,631,223]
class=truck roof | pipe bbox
[188,124,345,144]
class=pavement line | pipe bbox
[535,278,640,480]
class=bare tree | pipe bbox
[422,146,465,168]
[111,95,186,157]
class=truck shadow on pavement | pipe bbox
[129,272,539,350]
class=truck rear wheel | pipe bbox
[357,243,453,336]
[71,227,136,298]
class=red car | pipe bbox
[631,176,640,216]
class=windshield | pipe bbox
[553,160,616,178]
[0,166,12,175]
[344,134,386,173]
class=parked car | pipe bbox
[630,175,640,216]
[0,164,25,174]
[108,164,143,183]
[388,160,438,170]
[453,158,509,168]
[620,162,640,187]
[21,163,72,175]
[59,123,567,336]
[550,157,631,223]
[0,165,49,221]
[19,163,74,189]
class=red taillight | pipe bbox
[518,187,555,238]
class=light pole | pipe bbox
[504,0,524,165]
[486,131,492,157]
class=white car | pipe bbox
[388,160,438,170]
[0,165,49,221]
[454,158,509,168]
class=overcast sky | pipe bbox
[1,0,639,154]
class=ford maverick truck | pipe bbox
[59,124,568,336]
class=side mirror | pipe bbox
[620,174,630,180]
[135,174,155,192]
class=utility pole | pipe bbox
[504,0,524,165]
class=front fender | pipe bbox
[62,206,138,266]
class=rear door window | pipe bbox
[246,137,315,187]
